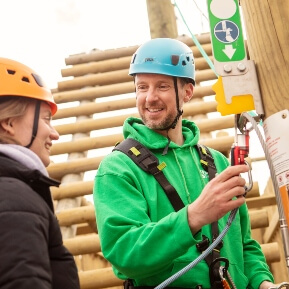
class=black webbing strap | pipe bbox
[197,144,217,181]
[113,138,185,211]
[196,144,224,289]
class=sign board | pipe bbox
[207,0,246,62]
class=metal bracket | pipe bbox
[214,59,264,116]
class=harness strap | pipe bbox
[196,145,224,289]
[113,138,185,211]
[197,144,217,180]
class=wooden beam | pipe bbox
[78,267,122,289]
[53,105,229,137]
[57,205,96,227]
[51,180,94,200]
[64,233,100,256]
[51,180,260,201]
[64,33,212,66]
[62,55,213,78]
[47,136,234,180]
[53,81,135,105]
[246,195,276,209]
[53,84,215,119]
[58,206,268,230]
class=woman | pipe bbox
[0,58,80,289]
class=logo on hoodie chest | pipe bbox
[200,169,209,179]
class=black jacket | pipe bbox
[0,154,80,289]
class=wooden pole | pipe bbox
[47,137,235,180]
[52,83,214,114]
[240,1,289,281]
[57,205,268,229]
[51,179,260,202]
[53,107,231,138]
[146,0,178,38]
[64,34,211,66]
[240,0,289,118]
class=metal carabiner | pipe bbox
[243,160,253,196]
[269,282,289,289]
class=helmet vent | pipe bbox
[7,69,16,75]
[171,55,179,66]
[182,60,187,66]
[22,77,30,83]
[32,73,45,87]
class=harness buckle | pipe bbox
[196,235,210,252]
[213,239,223,251]
[124,279,134,289]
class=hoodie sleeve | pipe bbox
[94,153,200,280]
[240,204,274,287]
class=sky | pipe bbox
[0,0,270,193]
[0,0,209,88]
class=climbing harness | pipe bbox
[114,138,231,288]
[113,138,184,212]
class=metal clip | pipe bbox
[218,266,231,289]
[243,160,253,195]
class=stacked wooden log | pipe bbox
[48,33,287,288]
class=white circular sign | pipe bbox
[210,0,236,19]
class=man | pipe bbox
[94,38,276,289]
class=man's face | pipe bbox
[135,73,190,133]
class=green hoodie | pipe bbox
[94,117,273,289]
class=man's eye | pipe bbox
[137,85,147,91]
[159,85,170,90]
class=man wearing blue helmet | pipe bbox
[94,39,276,289]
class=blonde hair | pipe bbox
[0,96,36,144]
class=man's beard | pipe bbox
[140,111,176,131]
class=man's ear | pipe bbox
[184,83,194,103]
[0,119,14,135]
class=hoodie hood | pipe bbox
[123,117,200,150]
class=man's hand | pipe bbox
[261,281,289,289]
[187,164,249,234]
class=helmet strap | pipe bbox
[25,100,40,149]
[161,77,183,155]
[171,77,183,128]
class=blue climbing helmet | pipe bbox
[129,38,195,85]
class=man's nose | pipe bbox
[145,88,158,102]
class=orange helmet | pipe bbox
[0,57,57,115]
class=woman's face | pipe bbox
[10,101,59,167]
